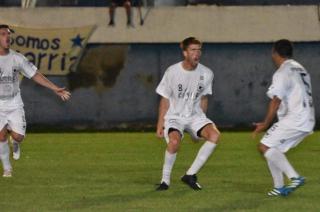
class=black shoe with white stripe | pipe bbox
[181,174,202,190]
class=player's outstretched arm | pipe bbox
[252,96,281,137]
[156,97,169,138]
[31,72,71,101]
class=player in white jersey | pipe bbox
[0,24,71,177]
[253,39,315,196]
[155,37,220,190]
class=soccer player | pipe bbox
[253,39,315,196]
[155,37,220,191]
[0,24,71,177]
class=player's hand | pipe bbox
[54,87,71,101]
[156,125,164,138]
[252,122,268,138]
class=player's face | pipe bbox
[0,28,11,50]
[183,44,202,67]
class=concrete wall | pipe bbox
[1,6,320,43]
[21,42,320,130]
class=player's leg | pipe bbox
[123,0,132,26]
[259,143,295,196]
[275,131,309,191]
[7,108,27,161]
[259,125,308,195]
[157,122,183,191]
[187,123,219,175]
[10,131,24,160]
[181,116,220,190]
[109,1,117,26]
[0,127,12,177]
[182,122,219,190]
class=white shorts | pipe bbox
[0,108,26,136]
[164,115,214,143]
[261,123,311,153]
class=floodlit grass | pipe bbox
[0,132,319,211]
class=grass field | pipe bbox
[0,132,319,211]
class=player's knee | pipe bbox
[258,143,269,154]
[0,130,8,141]
[168,139,180,152]
[206,131,220,144]
[11,134,24,143]
[169,138,179,147]
[0,135,8,142]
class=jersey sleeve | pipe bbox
[202,71,214,95]
[19,54,37,79]
[156,70,172,99]
[267,71,289,100]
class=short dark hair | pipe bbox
[273,39,293,58]
[0,24,14,33]
[180,37,201,51]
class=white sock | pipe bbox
[161,150,177,185]
[186,141,217,175]
[264,148,299,179]
[0,140,12,171]
[267,160,284,188]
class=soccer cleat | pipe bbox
[181,174,202,190]
[267,187,290,197]
[286,176,305,191]
[156,182,169,191]
[12,141,20,160]
[3,169,12,178]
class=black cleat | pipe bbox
[156,182,169,191]
[181,174,202,190]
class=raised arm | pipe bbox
[156,97,169,138]
[31,72,71,101]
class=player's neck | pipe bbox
[276,58,289,68]
[182,61,197,71]
[0,47,9,56]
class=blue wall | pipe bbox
[21,42,320,130]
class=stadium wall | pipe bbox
[1,6,320,43]
[2,6,319,129]
[21,42,320,130]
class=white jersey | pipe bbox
[0,49,37,110]
[156,62,214,119]
[267,59,315,132]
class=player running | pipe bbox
[253,39,315,196]
[155,37,220,191]
[0,24,71,177]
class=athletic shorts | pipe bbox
[0,108,26,136]
[164,115,214,143]
[260,123,311,153]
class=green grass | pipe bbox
[0,132,319,211]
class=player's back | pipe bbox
[278,59,315,132]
